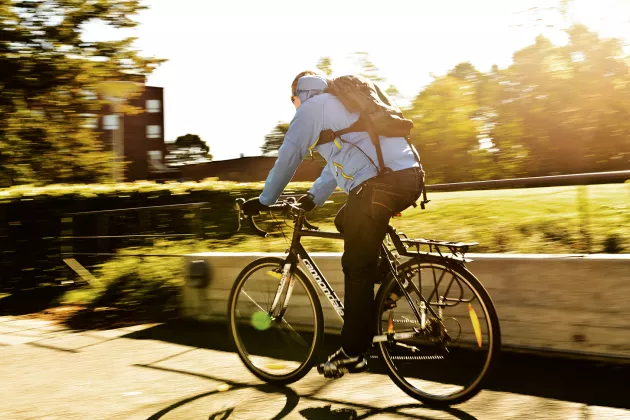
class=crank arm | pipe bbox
[394,341,422,352]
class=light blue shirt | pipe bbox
[260,81,420,207]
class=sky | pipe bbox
[83,0,630,161]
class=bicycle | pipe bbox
[228,197,501,407]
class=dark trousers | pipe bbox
[334,167,425,356]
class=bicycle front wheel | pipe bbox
[375,257,501,407]
[228,257,324,385]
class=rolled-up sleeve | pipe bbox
[259,101,324,206]
[308,165,337,206]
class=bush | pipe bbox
[603,233,624,253]
[0,179,326,291]
[61,253,185,327]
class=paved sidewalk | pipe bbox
[1,314,629,420]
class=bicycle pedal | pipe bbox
[317,363,346,379]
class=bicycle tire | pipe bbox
[374,256,501,407]
[228,257,324,385]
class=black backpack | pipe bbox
[318,75,417,173]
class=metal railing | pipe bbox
[61,202,210,286]
[424,170,630,192]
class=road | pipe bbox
[0,313,629,419]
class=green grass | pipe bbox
[123,182,630,255]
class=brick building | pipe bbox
[97,85,174,182]
[95,82,319,183]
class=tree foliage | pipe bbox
[0,0,165,187]
[316,56,333,77]
[164,134,212,166]
[261,122,289,155]
[408,25,630,182]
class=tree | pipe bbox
[0,0,165,187]
[406,25,630,183]
[491,27,630,176]
[316,56,333,77]
[407,73,489,183]
[164,134,212,166]
[349,52,385,83]
[261,122,289,155]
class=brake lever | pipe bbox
[235,198,245,232]
[235,198,269,238]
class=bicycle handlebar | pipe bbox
[235,197,320,238]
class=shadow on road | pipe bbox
[137,363,477,420]
[0,287,68,316]
[124,319,630,412]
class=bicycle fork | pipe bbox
[267,263,296,322]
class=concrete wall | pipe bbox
[182,252,630,360]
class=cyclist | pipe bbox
[242,70,425,378]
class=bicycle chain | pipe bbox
[368,354,444,361]
[391,318,422,325]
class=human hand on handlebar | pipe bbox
[235,197,320,238]
[297,194,317,212]
[242,197,269,216]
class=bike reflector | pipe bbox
[265,363,288,370]
[266,270,282,279]
[468,304,483,347]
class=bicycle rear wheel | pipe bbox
[374,257,501,407]
[228,257,324,385]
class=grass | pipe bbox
[61,182,627,256]
[196,182,630,254]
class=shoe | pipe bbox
[317,348,368,379]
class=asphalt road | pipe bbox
[1,315,629,420]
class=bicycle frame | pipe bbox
[266,211,445,339]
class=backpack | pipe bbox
[318,75,428,208]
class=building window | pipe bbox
[148,150,162,161]
[146,125,161,139]
[146,99,161,113]
[103,115,118,130]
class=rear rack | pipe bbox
[397,232,478,262]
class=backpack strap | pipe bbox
[360,114,389,175]
[318,116,389,175]
[318,118,365,145]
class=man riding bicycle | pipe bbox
[242,70,425,378]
